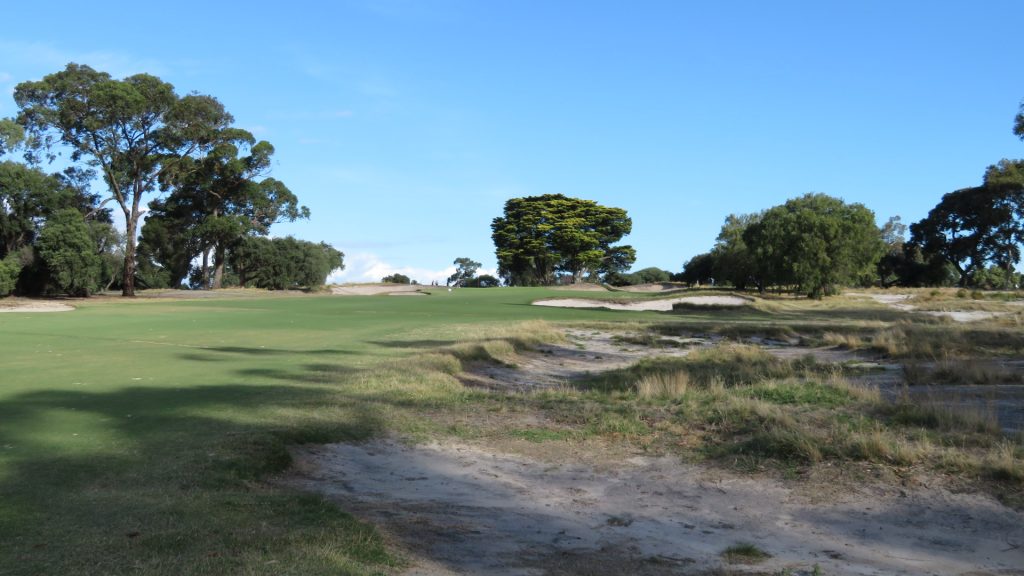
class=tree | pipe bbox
[909,177,1024,287]
[464,274,500,288]
[382,273,411,284]
[35,209,102,296]
[710,213,760,290]
[447,257,480,286]
[228,236,342,290]
[0,161,61,258]
[679,252,716,287]
[14,63,235,296]
[158,137,308,289]
[744,193,883,297]
[605,266,672,286]
[491,194,635,285]
[0,254,19,296]
[0,119,24,156]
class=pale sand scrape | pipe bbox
[0,300,74,313]
[286,439,1024,576]
[533,295,749,311]
[330,284,427,296]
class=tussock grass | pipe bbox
[720,542,772,564]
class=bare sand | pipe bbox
[848,292,1018,322]
[286,328,1024,575]
[533,295,749,311]
[331,284,428,296]
[288,439,1024,576]
[0,299,74,313]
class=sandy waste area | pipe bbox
[288,439,1023,576]
[0,299,74,312]
[331,284,428,296]
[533,295,749,312]
[847,292,1021,322]
[287,329,1024,575]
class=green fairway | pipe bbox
[2,287,1022,575]
[0,288,666,575]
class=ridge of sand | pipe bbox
[533,295,749,311]
[330,284,427,296]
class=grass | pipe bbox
[1,285,1022,573]
[720,542,772,564]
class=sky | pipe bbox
[1,1,1022,284]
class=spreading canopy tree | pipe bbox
[744,193,883,297]
[491,194,635,285]
[447,257,480,286]
[14,63,235,296]
[146,135,308,289]
[910,163,1024,287]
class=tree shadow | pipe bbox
[0,378,390,574]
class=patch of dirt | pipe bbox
[847,292,1017,323]
[0,299,74,313]
[286,439,1024,576]
[459,329,703,392]
[533,295,749,312]
[847,292,917,312]
[331,284,428,296]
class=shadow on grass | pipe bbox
[0,380,392,575]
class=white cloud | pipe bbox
[328,252,496,285]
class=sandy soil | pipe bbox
[331,284,428,296]
[847,292,1019,322]
[287,328,1024,575]
[533,295,749,312]
[460,329,702,392]
[0,299,74,312]
[287,439,1024,576]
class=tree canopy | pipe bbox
[491,194,635,285]
[910,163,1024,287]
[447,257,480,286]
[14,63,236,296]
[743,194,883,297]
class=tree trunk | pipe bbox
[122,212,137,297]
[212,242,225,289]
[201,247,211,289]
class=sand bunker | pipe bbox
[330,284,427,296]
[533,295,749,311]
[287,439,1024,576]
[0,300,74,313]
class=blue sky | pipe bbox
[2,1,1022,283]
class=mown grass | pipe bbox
[2,286,1022,574]
[0,288,634,575]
